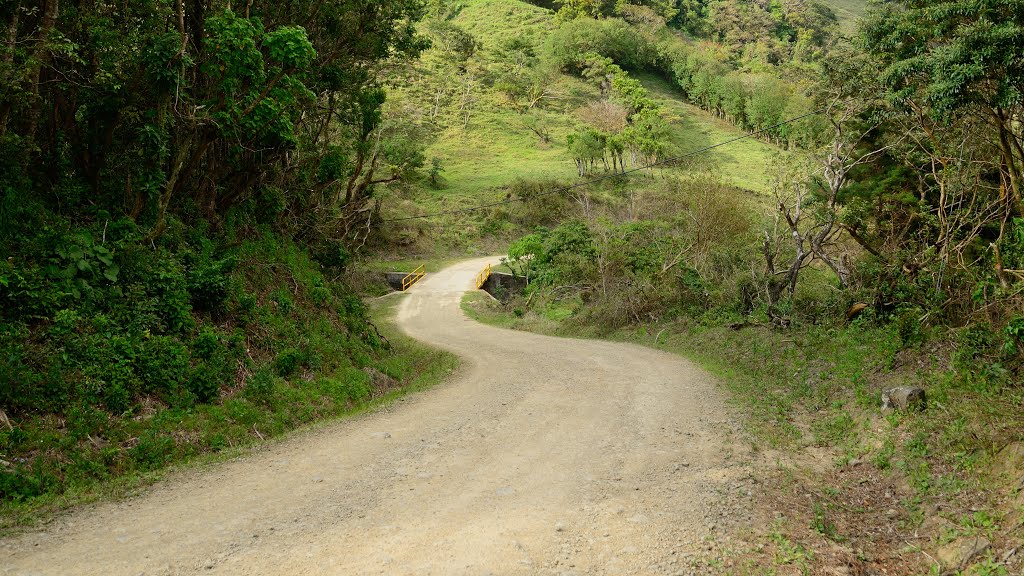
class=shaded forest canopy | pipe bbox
[0,0,429,238]
[0,0,435,505]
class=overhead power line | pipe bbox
[384,108,825,223]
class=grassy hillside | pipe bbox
[450,0,554,41]
[0,218,460,530]
[423,100,580,199]
[0,0,463,528]
[428,0,572,201]
[425,70,779,196]
[391,3,1024,575]
[637,73,777,194]
[380,0,783,259]
[824,0,868,29]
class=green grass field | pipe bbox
[450,0,554,42]
[1,293,459,534]
[378,0,794,263]
[637,72,778,194]
[424,105,581,201]
[419,0,591,201]
[388,0,784,223]
[416,69,779,207]
[823,0,868,30]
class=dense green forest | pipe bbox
[3,0,1024,570]
[0,0,443,516]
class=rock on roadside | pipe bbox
[937,536,990,571]
[881,387,926,412]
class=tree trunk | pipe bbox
[995,111,1023,216]
[24,0,58,142]
[147,131,196,241]
[0,2,21,136]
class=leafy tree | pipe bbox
[505,233,545,282]
[567,128,609,176]
[611,74,659,115]
[0,0,431,493]
[861,0,1024,216]
[561,57,670,175]
[428,20,480,70]
[493,35,550,111]
[0,0,429,243]
[543,17,657,71]
[707,0,785,62]
[785,0,838,61]
[719,73,748,126]
[669,0,710,35]
[429,157,445,187]
[580,52,622,94]
[621,110,672,168]
[688,61,727,116]
[617,3,670,32]
[522,112,554,143]
[745,75,790,143]
[557,0,616,20]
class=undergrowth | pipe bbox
[0,211,457,531]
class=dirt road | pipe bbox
[2,257,752,575]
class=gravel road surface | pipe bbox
[2,257,751,575]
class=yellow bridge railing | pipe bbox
[401,264,426,291]
[474,263,491,289]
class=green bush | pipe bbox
[507,179,572,227]
[85,360,139,415]
[136,335,190,397]
[306,275,332,307]
[234,286,258,317]
[950,325,1009,394]
[149,266,194,334]
[130,433,176,471]
[893,305,926,346]
[338,367,372,403]
[65,402,109,441]
[952,325,998,371]
[49,308,82,338]
[274,347,304,376]
[245,368,280,405]
[0,257,66,318]
[192,327,226,361]
[187,364,223,404]
[312,239,351,270]
[0,210,391,509]
[544,17,656,72]
[0,0,432,511]
[1002,316,1024,359]
[0,334,50,413]
[270,288,294,316]
[187,253,236,313]
[0,461,56,502]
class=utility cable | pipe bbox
[383,108,824,223]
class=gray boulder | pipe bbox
[881,387,926,412]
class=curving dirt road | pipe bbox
[1,257,752,575]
